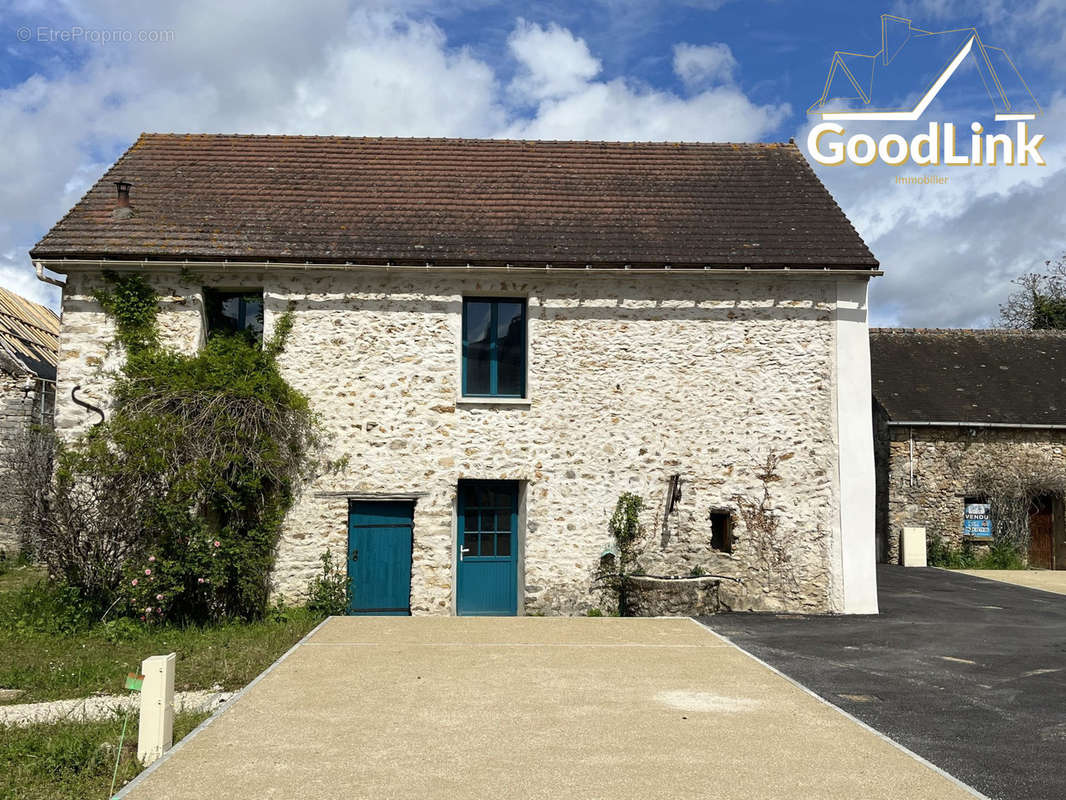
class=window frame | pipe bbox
[460,296,528,399]
[203,287,265,342]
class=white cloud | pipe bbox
[0,5,792,312]
[673,42,737,88]
[799,93,1066,327]
[500,23,786,141]
[507,20,602,103]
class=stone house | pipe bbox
[872,328,1066,568]
[0,286,59,555]
[31,134,880,615]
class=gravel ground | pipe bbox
[0,689,232,726]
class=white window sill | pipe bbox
[455,396,531,407]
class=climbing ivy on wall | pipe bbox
[51,272,319,622]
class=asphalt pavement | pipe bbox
[700,565,1066,800]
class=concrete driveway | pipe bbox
[955,569,1066,596]
[701,566,1066,800]
[118,616,979,800]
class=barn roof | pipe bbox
[870,328,1066,426]
[0,286,59,382]
[31,135,877,270]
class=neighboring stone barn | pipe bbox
[0,286,59,555]
[871,328,1066,568]
[31,134,880,615]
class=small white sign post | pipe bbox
[137,653,175,766]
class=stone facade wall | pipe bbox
[879,424,1066,563]
[55,267,853,614]
[0,353,51,555]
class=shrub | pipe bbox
[305,549,349,617]
[926,534,1026,570]
[33,272,320,623]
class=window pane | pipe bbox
[205,289,263,342]
[496,301,525,396]
[496,533,511,557]
[479,533,495,556]
[464,301,492,394]
[241,297,264,336]
[480,511,495,532]
[463,533,479,555]
[464,511,478,533]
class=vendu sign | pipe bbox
[963,502,992,539]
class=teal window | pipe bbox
[204,288,264,342]
[462,298,526,397]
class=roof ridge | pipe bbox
[136,132,798,148]
[871,327,1066,335]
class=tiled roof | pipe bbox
[870,328,1066,426]
[0,286,59,381]
[31,135,877,269]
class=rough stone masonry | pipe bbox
[53,266,863,615]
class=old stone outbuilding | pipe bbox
[32,134,881,615]
[0,286,59,556]
[872,328,1066,568]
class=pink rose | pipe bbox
[145,607,152,613]
[148,556,156,562]
[156,594,163,601]
[213,541,221,548]
[131,579,138,586]
[144,568,151,576]
[197,577,205,584]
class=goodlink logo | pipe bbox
[807,14,1045,168]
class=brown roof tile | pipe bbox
[31,134,877,269]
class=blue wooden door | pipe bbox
[456,481,518,616]
[348,501,413,615]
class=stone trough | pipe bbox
[627,575,723,616]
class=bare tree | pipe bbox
[730,450,798,593]
[999,254,1066,329]
[1,426,55,558]
[971,450,1066,557]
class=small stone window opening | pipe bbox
[710,509,734,554]
[204,288,264,342]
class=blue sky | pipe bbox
[1,0,1063,325]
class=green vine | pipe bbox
[92,271,158,353]
[593,492,648,616]
[48,271,320,622]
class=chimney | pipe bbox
[113,180,133,219]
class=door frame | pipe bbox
[453,480,525,616]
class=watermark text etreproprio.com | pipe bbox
[16,26,175,44]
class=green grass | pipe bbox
[0,563,44,595]
[0,565,321,705]
[0,710,208,800]
[0,608,319,705]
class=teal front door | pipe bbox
[456,481,519,616]
[348,501,413,615]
